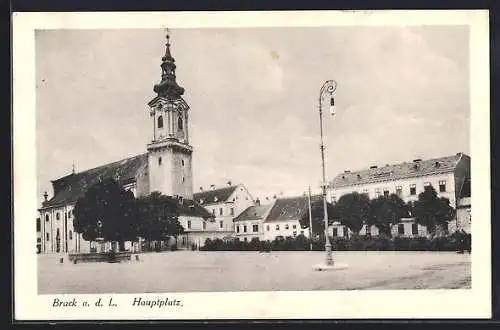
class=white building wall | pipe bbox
[262,220,308,241]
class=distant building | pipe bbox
[328,152,471,236]
[190,183,255,247]
[233,195,322,241]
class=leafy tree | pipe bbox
[411,185,455,235]
[134,191,184,243]
[368,194,410,236]
[299,197,338,236]
[73,178,136,249]
[335,192,371,235]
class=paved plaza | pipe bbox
[38,251,471,294]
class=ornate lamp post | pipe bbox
[313,80,348,271]
[318,80,337,266]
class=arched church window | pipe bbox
[45,214,49,222]
[178,117,183,130]
[158,115,164,129]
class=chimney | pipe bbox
[227,180,232,186]
[210,184,216,191]
[255,198,261,206]
[199,186,203,191]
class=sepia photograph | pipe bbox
[14,10,490,320]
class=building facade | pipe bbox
[328,152,471,237]
[37,33,232,253]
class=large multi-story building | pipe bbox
[37,32,248,253]
[327,152,471,236]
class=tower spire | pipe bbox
[153,28,184,99]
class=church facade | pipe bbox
[37,32,244,253]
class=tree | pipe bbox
[368,194,410,236]
[335,192,370,235]
[134,191,184,245]
[73,178,136,249]
[299,198,338,236]
[411,185,455,235]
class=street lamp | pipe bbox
[319,80,336,266]
[312,80,348,271]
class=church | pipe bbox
[36,32,254,253]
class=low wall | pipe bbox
[68,251,132,263]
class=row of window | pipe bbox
[332,223,419,236]
[157,115,184,130]
[236,224,259,233]
[210,207,234,216]
[44,210,74,222]
[186,220,227,230]
[332,181,447,202]
[44,230,73,242]
[236,223,299,233]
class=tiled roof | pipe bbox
[41,153,148,208]
[330,153,467,189]
[265,195,322,223]
[233,204,272,222]
[178,198,215,218]
[193,186,238,205]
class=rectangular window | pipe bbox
[266,225,270,231]
[293,231,297,237]
[292,224,297,229]
[412,223,418,235]
[331,196,337,204]
[212,209,215,215]
[300,230,304,235]
[69,230,73,240]
[398,224,405,235]
[37,238,41,243]
[46,233,50,241]
[219,220,224,229]
[285,224,289,230]
[244,237,248,242]
[344,226,348,237]
[410,184,416,196]
[252,225,258,232]
[383,189,390,197]
[187,220,192,229]
[56,212,60,220]
[36,218,41,232]
[375,188,381,197]
[219,208,223,216]
[332,227,338,236]
[276,224,280,230]
[439,180,446,192]
[243,225,247,233]
[230,208,234,216]
[396,186,402,196]
[236,225,240,233]
[203,222,206,230]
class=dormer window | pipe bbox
[158,115,164,129]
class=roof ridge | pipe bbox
[333,153,463,178]
[52,153,147,182]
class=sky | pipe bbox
[35,26,470,203]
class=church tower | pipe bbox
[146,30,193,199]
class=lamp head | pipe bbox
[329,96,335,116]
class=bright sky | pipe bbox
[36,26,470,204]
